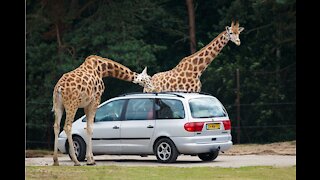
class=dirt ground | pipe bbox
[26,140,296,158]
[223,140,296,156]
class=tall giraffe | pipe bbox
[144,21,244,93]
[52,55,152,166]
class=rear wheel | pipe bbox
[154,138,179,163]
[66,136,86,161]
[198,151,219,161]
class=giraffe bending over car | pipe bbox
[143,21,244,93]
[52,55,153,166]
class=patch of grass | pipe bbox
[26,165,296,180]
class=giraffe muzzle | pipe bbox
[235,39,241,46]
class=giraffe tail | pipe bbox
[52,86,62,113]
[52,93,56,113]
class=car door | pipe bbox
[120,98,155,154]
[92,99,126,154]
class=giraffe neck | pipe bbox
[174,31,229,76]
[83,55,136,81]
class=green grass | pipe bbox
[26,165,296,180]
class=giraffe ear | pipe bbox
[239,27,244,33]
[225,26,230,32]
[142,67,147,74]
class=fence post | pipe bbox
[236,68,241,144]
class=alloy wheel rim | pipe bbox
[73,141,80,157]
[157,142,171,161]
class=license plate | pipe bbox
[206,123,220,130]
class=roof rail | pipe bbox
[155,91,212,97]
[154,92,185,98]
[118,91,212,98]
[198,92,213,96]
[118,91,185,98]
[118,92,149,97]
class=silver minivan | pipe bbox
[57,92,232,163]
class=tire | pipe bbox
[154,138,179,163]
[66,136,86,162]
[198,151,219,161]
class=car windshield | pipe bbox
[189,97,227,118]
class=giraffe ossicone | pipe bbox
[144,21,244,93]
[52,55,152,166]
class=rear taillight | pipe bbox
[184,122,205,132]
[222,120,231,130]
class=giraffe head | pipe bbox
[225,21,244,46]
[133,67,155,90]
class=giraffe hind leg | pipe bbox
[84,104,98,166]
[52,100,64,166]
[64,107,81,166]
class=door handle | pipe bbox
[147,125,154,128]
[113,126,120,129]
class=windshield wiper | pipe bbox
[197,116,215,118]
[197,115,225,118]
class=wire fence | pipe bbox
[228,101,295,144]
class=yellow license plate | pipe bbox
[206,123,220,130]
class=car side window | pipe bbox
[95,100,126,122]
[124,98,154,120]
[156,99,185,119]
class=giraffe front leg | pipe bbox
[84,105,96,166]
[85,123,96,165]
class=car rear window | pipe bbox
[189,97,227,118]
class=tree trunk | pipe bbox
[186,0,196,54]
[55,23,62,51]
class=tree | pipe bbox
[186,0,196,54]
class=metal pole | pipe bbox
[236,69,241,144]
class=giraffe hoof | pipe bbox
[86,162,96,166]
[53,163,59,166]
[74,163,81,166]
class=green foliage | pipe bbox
[26,0,296,148]
[106,39,166,72]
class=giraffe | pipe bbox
[143,21,244,93]
[52,55,153,166]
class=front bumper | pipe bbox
[57,137,67,153]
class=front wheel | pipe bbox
[198,151,219,161]
[154,138,179,163]
[67,136,86,161]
